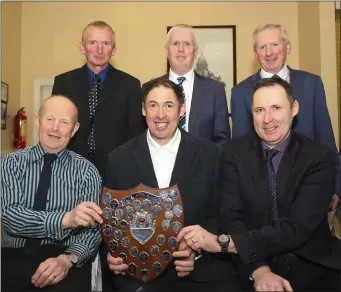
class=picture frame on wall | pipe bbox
[1,101,7,130]
[167,25,237,114]
[1,81,9,103]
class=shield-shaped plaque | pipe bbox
[99,184,185,283]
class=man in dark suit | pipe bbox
[52,21,146,291]
[52,21,145,177]
[230,23,340,211]
[178,76,340,291]
[142,24,230,145]
[104,79,241,291]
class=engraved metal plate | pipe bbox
[152,205,161,216]
[168,237,178,249]
[163,198,173,210]
[161,251,171,262]
[125,206,134,219]
[102,225,112,236]
[114,229,123,241]
[120,220,129,231]
[121,237,130,248]
[100,184,184,283]
[128,263,137,275]
[119,252,127,263]
[141,269,149,282]
[110,199,119,210]
[172,221,182,233]
[152,262,162,274]
[130,247,138,257]
[140,252,149,264]
[109,217,118,227]
[109,239,118,252]
[102,207,112,219]
[161,219,170,231]
[157,234,166,245]
[169,189,178,201]
[165,210,174,220]
[151,245,159,256]
[115,208,124,220]
[102,192,111,205]
[173,205,183,217]
[142,199,151,211]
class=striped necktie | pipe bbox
[177,76,186,129]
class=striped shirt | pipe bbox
[1,143,102,264]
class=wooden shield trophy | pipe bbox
[99,184,185,283]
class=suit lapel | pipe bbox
[132,132,159,188]
[97,64,120,110]
[249,135,269,222]
[188,73,204,132]
[75,65,91,110]
[170,131,196,186]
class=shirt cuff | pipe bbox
[45,212,65,239]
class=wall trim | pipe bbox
[33,78,54,144]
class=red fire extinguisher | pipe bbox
[14,107,27,149]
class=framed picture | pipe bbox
[1,101,7,129]
[167,25,237,113]
[1,81,8,103]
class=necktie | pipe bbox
[177,77,186,129]
[88,74,101,156]
[24,153,57,255]
[265,149,279,223]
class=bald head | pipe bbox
[38,95,79,124]
[36,95,80,154]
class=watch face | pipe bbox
[218,234,229,243]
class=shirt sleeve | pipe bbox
[64,165,102,264]
[1,155,71,240]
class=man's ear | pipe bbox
[35,114,40,130]
[79,41,85,55]
[71,122,80,137]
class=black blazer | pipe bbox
[142,73,231,145]
[104,130,236,289]
[220,132,340,279]
[52,64,146,177]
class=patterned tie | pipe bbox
[88,74,101,156]
[177,77,186,129]
[265,148,279,223]
[24,153,57,255]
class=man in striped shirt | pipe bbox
[1,95,103,292]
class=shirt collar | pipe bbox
[262,133,291,153]
[87,65,109,87]
[169,68,195,84]
[260,64,289,81]
[147,128,181,155]
[30,143,70,166]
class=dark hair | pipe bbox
[142,79,185,105]
[253,75,295,107]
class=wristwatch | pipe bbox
[64,253,79,265]
[217,234,230,253]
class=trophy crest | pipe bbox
[99,184,185,283]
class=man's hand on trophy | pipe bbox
[176,225,220,253]
[107,252,128,275]
[172,239,195,277]
[62,202,103,229]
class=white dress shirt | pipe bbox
[169,69,195,131]
[260,64,290,83]
[147,128,181,188]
